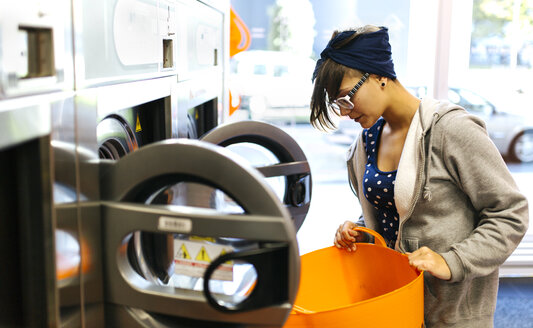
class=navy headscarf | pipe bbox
[312,27,396,81]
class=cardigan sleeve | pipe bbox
[439,112,529,282]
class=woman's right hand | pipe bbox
[334,221,366,252]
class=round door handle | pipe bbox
[203,245,289,313]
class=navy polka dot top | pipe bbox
[362,118,399,248]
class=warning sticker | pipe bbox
[135,113,142,132]
[195,246,211,262]
[174,238,234,281]
[176,243,191,260]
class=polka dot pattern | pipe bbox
[362,118,400,246]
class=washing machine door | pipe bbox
[200,120,312,231]
[100,139,299,327]
[97,114,139,160]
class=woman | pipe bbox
[310,25,528,327]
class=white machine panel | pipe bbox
[0,0,73,98]
[73,0,177,88]
[175,0,225,81]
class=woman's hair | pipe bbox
[310,25,383,131]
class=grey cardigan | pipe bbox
[346,97,529,327]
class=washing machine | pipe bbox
[0,93,60,327]
[98,138,302,327]
[200,121,312,231]
[85,75,311,327]
[83,46,312,328]
[70,71,307,327]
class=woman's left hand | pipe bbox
[406,246,452,281]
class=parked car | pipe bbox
[229,50,315,122]
[333,86,533,163]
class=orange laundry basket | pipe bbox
[285,227,424,328]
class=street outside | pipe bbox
[277,123,533,275]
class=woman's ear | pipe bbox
[378,76,388,88]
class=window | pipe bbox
[273,65,288,77]
[453,88,494,116]
[253,64,267,75]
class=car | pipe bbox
[332,87,533,163]
[229,50,316,122]
[413,87,533,163]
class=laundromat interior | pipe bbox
[1,0,533,327]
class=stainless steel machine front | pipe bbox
[99,139,301,326]
[0,93,60,327]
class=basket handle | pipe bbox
[291,304,316,314]
[353,226,387,247]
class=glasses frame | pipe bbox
[327,72,370,112]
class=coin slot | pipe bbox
[163,39,173,68]
[18,26,55,78]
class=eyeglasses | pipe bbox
[326,72,369,112]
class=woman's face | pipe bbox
[335,73,384,129]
